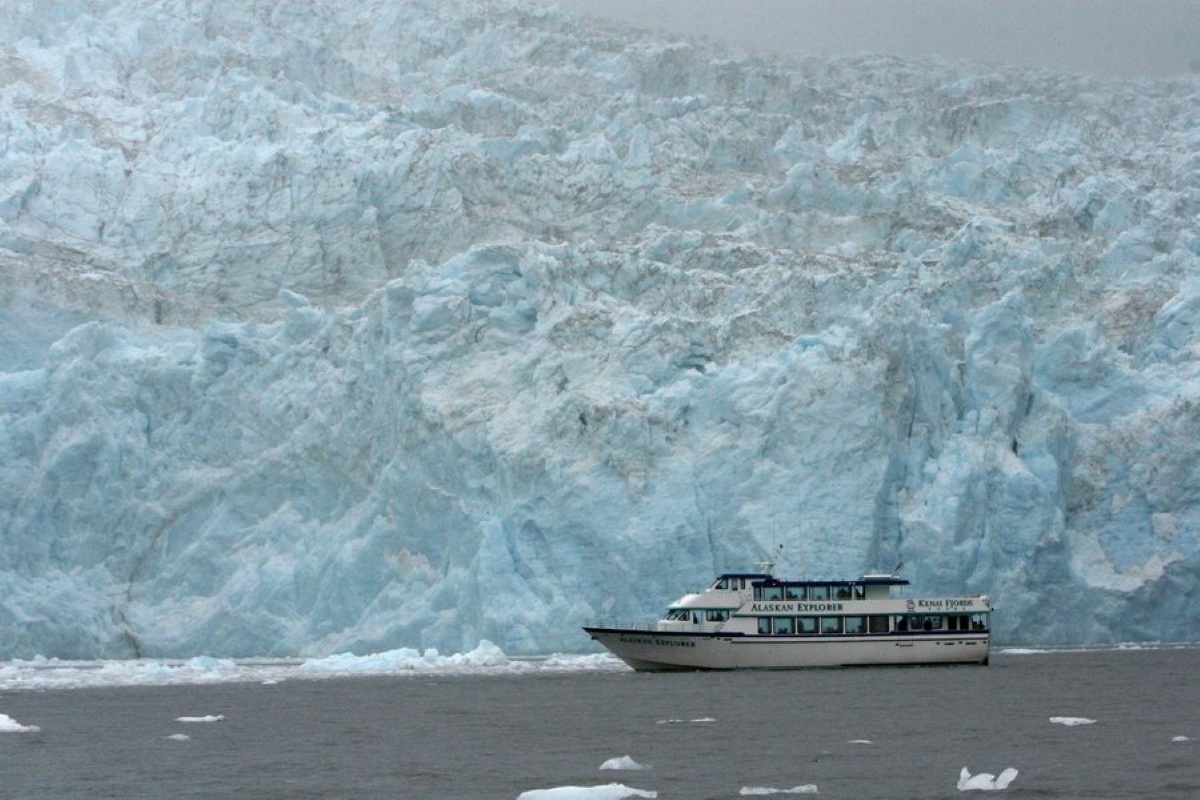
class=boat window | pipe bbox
[757,618,771,635]
[854,584,866,600]
[797,616,818,634]
[706,610,729,622]
[664,610,688,621]
[971,613,988,630]
[773,617,795,635]
[922,615,942,631]
[764,585,783,600]
[784,585,805,600]
[868,615,890,633]
[820,617,842,634]
[834,585,852,600]
[895,616,909,632]
[810,585,830,600]
[713,578,729,590]
[844,616,866,634]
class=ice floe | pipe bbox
[165,733,190,741]
[958,767,1019,791]
[176,715,225,723]
[847,740,873,745]
[1049,717,1096,726]
[0,713,40,733]
[739,786,819,795]
[599,756,649,770]
[1172,735,1190,742]
[516,784,657,799]
[655,717,715,724]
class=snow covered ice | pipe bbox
[1049,717,1096,726]
[0,0,1197,660]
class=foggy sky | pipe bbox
[545,0,1200,78]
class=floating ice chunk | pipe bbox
[516,784,657,799]
[300,641,509,673]
[599,755,649,770]
[0,713,40,733]
[739,786,819,795]
[847,739,873,744]
[1172,735,1190,742]
[185,656,236,670]
[165,733,190,741]
[176,714,225,723]
[655,717,715,724]
[1049,717,1096,726]
[958,767,1018,791]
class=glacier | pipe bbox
[0,0,1196,659]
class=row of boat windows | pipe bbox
[756,613,990,635]
[754,584,866,601]
[664,609,731,622]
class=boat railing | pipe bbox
[583,619,662,632]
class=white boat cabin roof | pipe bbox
[710,572,911,589]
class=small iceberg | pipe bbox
[847,739,873,745]
[0,713,40,733]
[739,786,819,795]
[165,733,190,741]
[1172,735,1190,742]
[517,784,657,799]
[1049,717,1096,726]
[655,717,715,724]
[599,756,649,770]
[176,714,226,723]
[958,767,1018,791]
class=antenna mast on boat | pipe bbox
[758,544,784,576]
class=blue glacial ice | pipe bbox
[0,0,1196,658]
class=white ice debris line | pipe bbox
[1049,717,1096,726]
[0,643,628,691]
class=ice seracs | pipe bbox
[0,0,1196,660]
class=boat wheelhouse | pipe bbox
[583,568,991,671]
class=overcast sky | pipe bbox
[544,0,1200,78]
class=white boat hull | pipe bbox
[584,627,990,671]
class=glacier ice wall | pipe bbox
[0,0,1196,657]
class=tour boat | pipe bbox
[583,559,991,671]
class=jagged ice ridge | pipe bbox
[0,0,1196,658]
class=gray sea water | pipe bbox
[1,648,1196,798]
